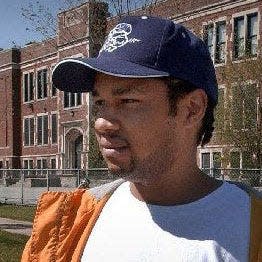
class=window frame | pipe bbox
[64,92,82,109]
[232,11,258,60]
[36,113,49,146]
[23,71,35,103]
[36,68,48,100]
[23,116,35,147]
[203,18,227,65]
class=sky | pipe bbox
[0,0,66,50]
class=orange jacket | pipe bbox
[22,179,262,262]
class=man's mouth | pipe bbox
[100,144,130,159]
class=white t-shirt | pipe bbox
[82,181,250,262]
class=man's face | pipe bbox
[93,74,183,185]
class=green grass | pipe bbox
[0,230,29,262]
[0,204,36,222]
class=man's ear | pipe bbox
[179,89,208,127]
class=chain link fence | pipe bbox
[202,168,262,188]
[0,168,113,204]
[0,168,261,204]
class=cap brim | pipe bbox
[52,57,169,93]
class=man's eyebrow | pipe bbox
[92,86,146,97]
[112,86,146,96]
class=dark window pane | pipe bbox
[201,153,210,175]
[24,74,28,102]
[51,114,57,144]
[29,72,34,101]
[77,93,81,106]
[64,92,69,108]
[42,159,48,169]
[30,118,34,145]
[215,21,226,63]
[70,93,75,107]
[43,115,48,144]
[37,116,42,145]
[37,71,42,99]
[204,24,214,59]
[37,160,42,169]
[51,158,56,169]
[234,17,245,58]
[43,69,47,98]
[247,13,258,56]
[52,84,57,96]
[24,118,29,146]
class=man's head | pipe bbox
[92,73,208,184]
[52,16,218,183]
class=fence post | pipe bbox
[21,169,24,205]
[46,170,50,191]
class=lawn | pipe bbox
[0,204,36,222]
[0,230,29,262]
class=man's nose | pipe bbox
[94,117,120,135]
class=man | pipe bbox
[22,16,261,262]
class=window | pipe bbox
[204,24,214,60]
[64,92,82,108]
[215,22,226,63]
[201,151,222,177]
[51,114,57,144]
[201,153,210,174]
[37,69,48,99]
[231,83,258,129]
[233,13,258,59]
[23,159,33,169]
[37,159,48,170]
[51,158,56,169]
[23,72,34,102]
[204,21,226,63]
[24,117,34,146]
[37,115,48,145]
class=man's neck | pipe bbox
[129,168,223,206]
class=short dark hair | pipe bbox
[164,77,216,147]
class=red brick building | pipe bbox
[0,0,261,171]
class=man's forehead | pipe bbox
[92,77,154,97]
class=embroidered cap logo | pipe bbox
[99,23,141,53]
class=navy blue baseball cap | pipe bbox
[52,15,218,104]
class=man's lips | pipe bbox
[100,144,130,158]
